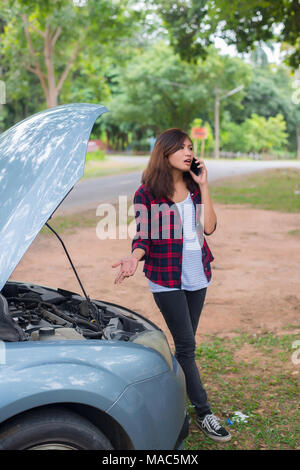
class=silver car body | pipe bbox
[0,104,188,450]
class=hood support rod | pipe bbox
[45,222,90,302]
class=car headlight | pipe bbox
[132,330,173,371]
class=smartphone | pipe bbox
[190,157,201,176]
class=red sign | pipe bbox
[191,127,207,140]
[87,140,107,152]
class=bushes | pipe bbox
[221,113,289,153]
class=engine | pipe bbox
[0,282,148,343]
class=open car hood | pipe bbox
[0,103,108,291]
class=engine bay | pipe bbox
[0,282,152,343]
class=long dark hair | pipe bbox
[141,128,198,199]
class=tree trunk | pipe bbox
[22,15,78,109]
[44,25,58,108]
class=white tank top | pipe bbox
[147,192,211,292]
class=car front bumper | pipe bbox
[174,411,190,450]
[106,358,188,450]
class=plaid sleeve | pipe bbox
[131,188,151,262]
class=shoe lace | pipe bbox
[202,413,222,431]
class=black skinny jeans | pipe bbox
[153,288,211,417]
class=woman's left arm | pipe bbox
[189,159,217,235]
[199,183,217,235]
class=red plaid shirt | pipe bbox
[131,184,216,288]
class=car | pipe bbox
[0,103,189,450]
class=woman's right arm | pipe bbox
[112,188,151,284]
[112,248,146,285]
[130,189,151,261]
[131,248,147,261]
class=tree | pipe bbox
[220,119,249,153]
[0,0,139,108]
[247,113,287,153]
[221,113,288,154]
[213,0,300,69]
[103,41,205,135]
[150,0,214,62]
[100,42,251,148]
[227,64,300,154]
[152,0,300,68]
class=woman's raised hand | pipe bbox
[189,158,208,187]
[112,255,139,284]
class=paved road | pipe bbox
[55,157,300,215]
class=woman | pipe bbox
[112,128,231,443]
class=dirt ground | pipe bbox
[10,202,300,349]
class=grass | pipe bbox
[85,150,107,162]
[288,229,300,237]
[41,209,99,235]
[41,201,133,235]
[210,168,300,213]
[83,163,146,179]
[37,164,300,450]
[83,155,146,179]
[43,167,300,235]
[184,332,300,450]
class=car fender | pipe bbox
[106,365,187,450]
[0,340,170,425]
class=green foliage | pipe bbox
[221,113,289,153]
[220,120,248,153]
[212,0,300,69]
[59,53,112,105]
[103,41,202,132]
[0,1,298,157]
[210,168,300,213]
[243,113,288,152]
[0,0,141,116]
[153,0,300,68]
[151,0,214,62]
[194,47,252,124]
[85,150,106,162]
[101,42,251,149]
[186,331,300,450]
[234,65,300,152]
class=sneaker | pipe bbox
[195,413,232,442]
